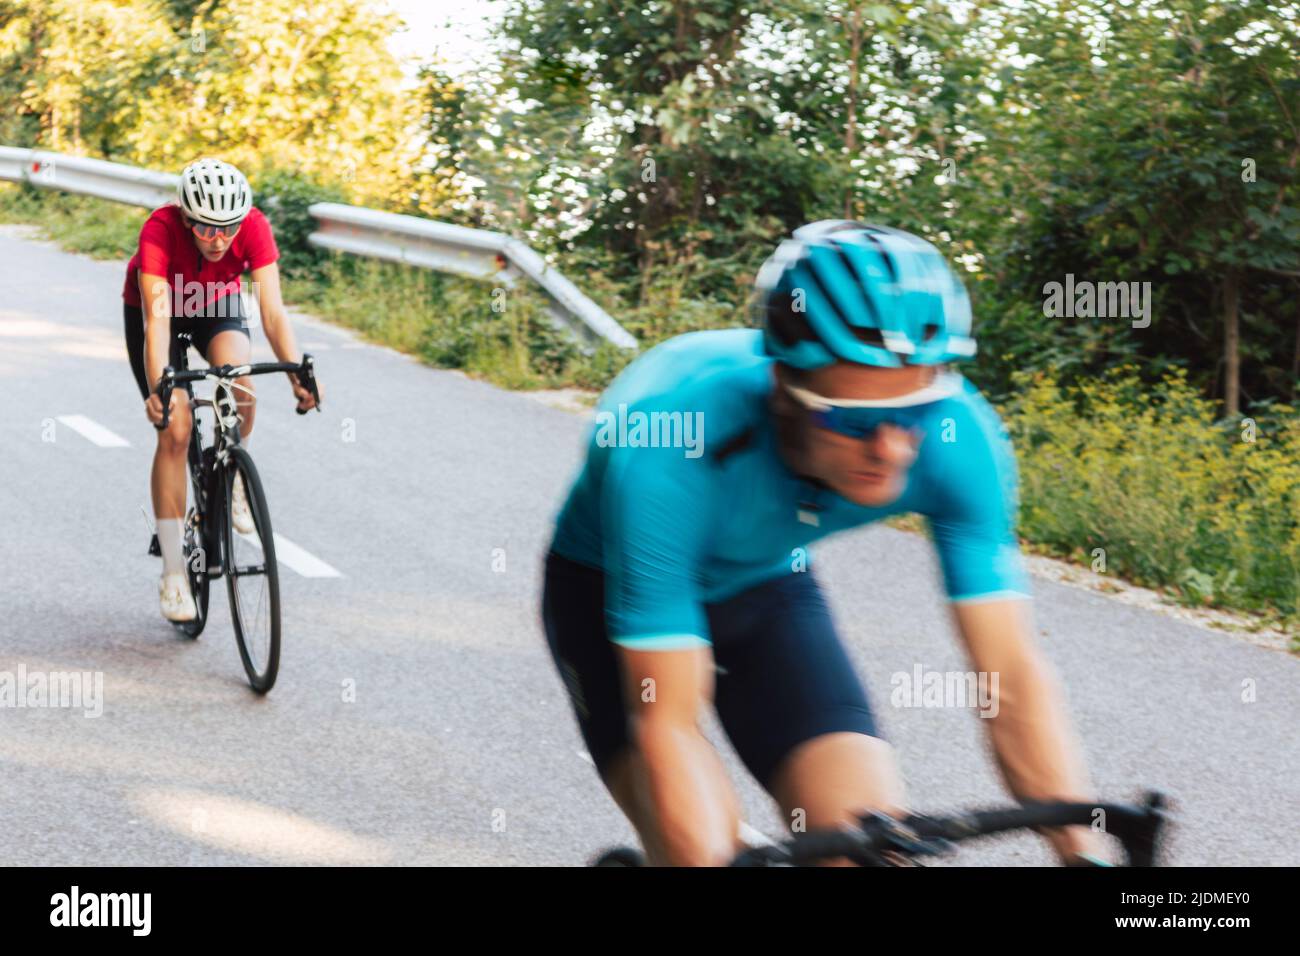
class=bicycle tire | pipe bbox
[173,423,213,639]
[173,509,210,639]
[222,444,281,693]
[591,847,645,867]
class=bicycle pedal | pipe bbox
[147,533,161,557]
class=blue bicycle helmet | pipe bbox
[756,220,976,369]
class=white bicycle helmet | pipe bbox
[177,158,252,227]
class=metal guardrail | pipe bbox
[307,204,638,350]
[0,147,177,208]
[0,146,637,351]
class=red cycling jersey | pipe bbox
[122,204,278,312]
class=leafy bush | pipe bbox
[252,168,349,281]
[1004,366,1299,627]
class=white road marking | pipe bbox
[236,531,342,578]
[270,533,342,578]
[56,414,130,448]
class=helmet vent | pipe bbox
[850,326,886,349]
[859,231,899,283]
[766,293,818,347]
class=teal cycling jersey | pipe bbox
[551,328,1030,648]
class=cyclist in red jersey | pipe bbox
[123,158,321,621]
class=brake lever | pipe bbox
[1119,791,1169,867]
[295,353,321,415]
[154,367,176,431]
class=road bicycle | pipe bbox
[148,334,320,693]
[592,791,1169,866]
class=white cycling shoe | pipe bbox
[159,572,197,622]
[230,473,255,535]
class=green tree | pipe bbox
[942,0,1300,409]
[0,0,466,216]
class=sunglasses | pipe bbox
[187,218,243,240]
[784,373,962,439]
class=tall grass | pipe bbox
[285,256,631,390]
[0,182,141,258]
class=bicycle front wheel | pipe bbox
[222,444,281,693]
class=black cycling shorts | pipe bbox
[124,296,250,400]
[541,550,881,791]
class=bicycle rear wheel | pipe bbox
[222,444,281,693]
[173,509,210,638]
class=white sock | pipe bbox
[157,518,185,576]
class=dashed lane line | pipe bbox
[56,414,130,448]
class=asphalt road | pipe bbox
[0,225,1295,866]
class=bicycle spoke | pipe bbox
[231,521,272,670]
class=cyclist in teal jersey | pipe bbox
[543,221,1104,866]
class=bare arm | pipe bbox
[139,272,181,425]
[951,598,1106,862]
[140,272,173,390]
[615,643,741,866]
[250,262,318,410]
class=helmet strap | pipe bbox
[768,369,819,479]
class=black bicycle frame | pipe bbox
[154,340,320,578]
